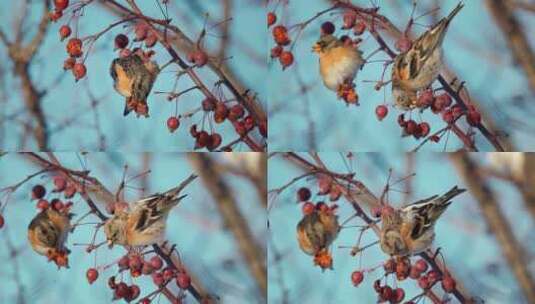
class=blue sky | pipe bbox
[0,1,265,151]
[268,152,534,303]
[268,0,535,152]
[0,153,265,304]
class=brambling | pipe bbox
[380,186,466,257]
[313,34,364,103]
[296,205,340,270]
[27,207,72,267]
[392,3,464,110]
[104,188,187,248]
[110,48,160,117]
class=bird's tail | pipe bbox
[445,2,464,25]
[436,186,466,206]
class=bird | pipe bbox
[104,187,188,248]
[313,34,364,102]
[296,205,340,269]
[27,208,72,267]
[379,186,466,257]
[110,48,160,117]
[391,2,464,110]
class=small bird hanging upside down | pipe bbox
[313,33,364,104]
[391,2,464,110]
[110,48,160,117]
[296,204,340,270]
[27,207,72,268]
[379,186,466,257]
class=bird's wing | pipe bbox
[29,211,59,248]
[131,193,186,231]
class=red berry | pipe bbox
[342,11,357,29]
[59,25,71,41]
[50,10,63,22]
[108,276,117,289]
[51,199,64,211]
[54,0,69,11]
[395,36,412,52]
[163,267,175,281]
[86,268,99,284]
[441,275,456,293]
[127,284,140,301]
[380,286,393,302]
[414,259,428,273]
[140,298,151,304]
[417,89,434,108]
[196,131,210,149]
[64,183,76,198]
[32,185,47,199]
[191,50,208,67]
[428,270,440,284]
[234,121,247,136]
[272,25,290,45]
[353,22,366,35]
[279,51,294,69]
[435,93,452,109]
[37,199,49,210]
[228,105,245,121]
[115,282,129,299]
[317,175,332,195]
[114,34,129,49]
[244,115,255,130]
[145,30,158,48]
[119,48,132,57]
[150,256,163,270]
[267,12,277,28]
[321,22,335,35]
[297,187,311,202]
[393,288,405,303]
[351,271,364,286]
[129,255,143,271]
[66,38,83,57]
[152,272,164,285]
[0,214,4,229]
[176,272,191,289]
[409,266,421,279]
[53,176,66,192]
[214,103,228,123]
[467,109,481,126]
[302,202,315,215]
[270,45,283,58]
[442,109,454,123]
[207,133,222,151]
[73,63,87,81]
[451,105,464,119]
[167,117,180,132]
[384,259,396,274]
[418,122,430,137]
[202,97,217,111]
[405,120,417,135]
[118,255,130,270]
[375,105,388,121]
[418,275,430,289]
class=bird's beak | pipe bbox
[312,42,322,53]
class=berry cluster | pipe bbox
[49,0,69,22]
[101,254,191,303]
[351,256,457,303]
[268,12,294,70]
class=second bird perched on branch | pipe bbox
[392,2,464,110]
[380,186,466,256]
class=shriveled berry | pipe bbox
[73,63,87,81]
[397,113,406,127]
[191,50,208,67]
[351,270,364,286]
[50,10,63,22]
[297,187,311,202]
[384,259,396,274]
[317,175,332,195]
[86,268,99,284]
[395,259,410,280]
[134,22,149,41]
[190,124,199,138]
[228,105,245,121]
[118,255,130,270]
[114,34,129,49]
[375,105,388,121]
[108,276,117,289]
[64,184,76,198]
[119,48,132,57]
[321,22,335,35]
[270,45,283,58]
[167,117,179,132]
[176,272,191,289]
[150,256,163,270]
[63,57,75,70]
[55,0,69,10]
[32,185,47,199]
[279,51,294,69]
[66,38,83,57]
[59,25,71,41]
[51,199,64,211]
[129,255,143,271]
[267,12,277,28]
[145,31,158,48]
[302,202,315,215]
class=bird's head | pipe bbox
[312,34,337,54]
[103,215,127,248]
